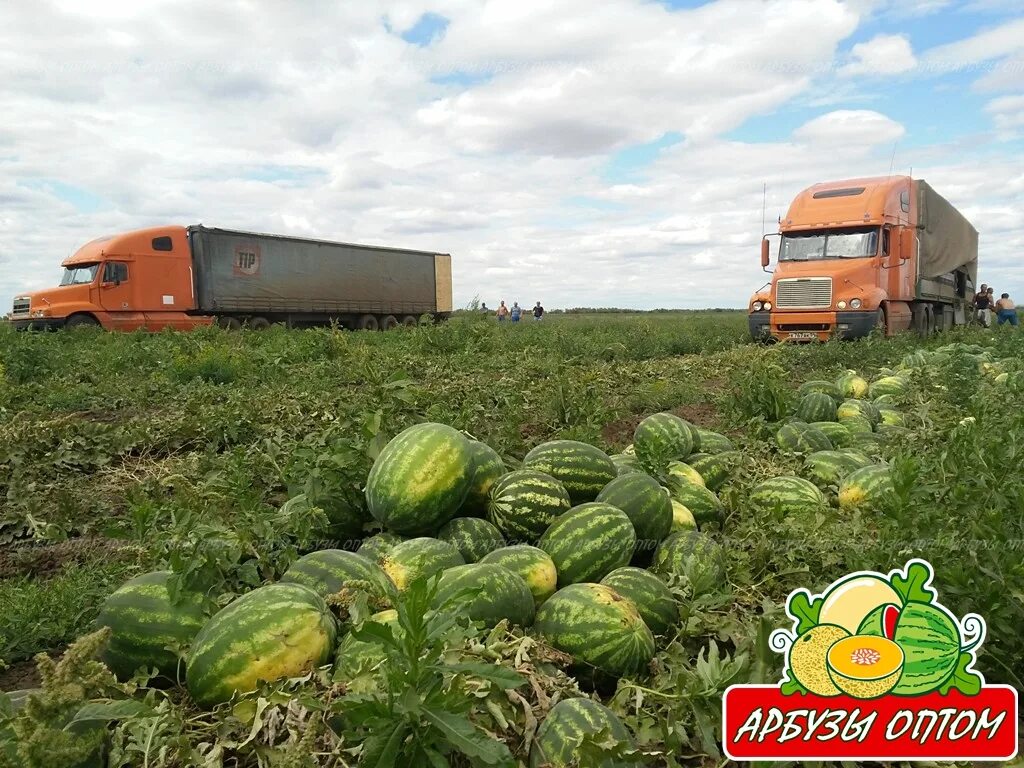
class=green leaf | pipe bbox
[65,699,153,726]
[938,652,983,696]
[360,722,408,768]
[350,621,399,650]
[891,561,936,605]
[445,662,526,690]
[421,709,514,766]
[780,676,809,695]
[786,589,823,635]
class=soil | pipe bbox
[0,653,54,692]
[0,537,133,580]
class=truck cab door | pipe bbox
[99,261,146,329]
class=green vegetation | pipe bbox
[2,313,1023,766]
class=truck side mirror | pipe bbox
[760,239,770,268]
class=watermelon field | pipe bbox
[1,311,1023,767]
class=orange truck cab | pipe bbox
[749,176,978,342]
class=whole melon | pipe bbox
[651,530,725,597]
[798,380,842,401]
[685,451,740,492]
[611,452,644,476]
[837,399,881,428]
[538,503,636,586]
[356,532,404,562]
[436,517,506,562]
[529,698,641,768]
[479,545,559,606]
[332,609,398,693]
[803,450,874,489]
[633,413,694,474]
[667,481,724,526]
[776,421,833,455]
[810,421,853,448]
[669,499,697,533]
[796,392,838,423]
[596,473,672,549]
[281,549,394,601]
[459,440,506,516]
[522,441,617,504]
[748,476,826,517]
[695,429,735,454]
[836,371,869,399]
[379,537,465,591]
[487,469,572,543]
[431,562,535,628]
[838,465,894,513]
[600,567,678,636]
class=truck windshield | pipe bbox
[780,227,879,261]
[60,264,100,285]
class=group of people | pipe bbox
[489,300,543,322]
[973,284,1017,328]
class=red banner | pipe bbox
[723,684,1018,761]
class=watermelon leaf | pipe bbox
[938,652,983,696]
[780,676,809,695]
[891,561,936,605]
[786,589,822,635]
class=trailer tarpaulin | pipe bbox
[916,180,978,284]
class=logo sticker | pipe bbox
[723,559,1017,761]
[234,244,260,276]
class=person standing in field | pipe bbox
[510,302,521,323]
[533,301,544,321]
[973,284,992,327]
[496,301,508,322]
[996,293,1018,327]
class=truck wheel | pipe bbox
[358,314,379,331]
[381,315,399,331]
[248,316,271,331]
[65,314,100,330]
[218,316,242,331]
[911,304,928,337]
[402,315,419,327]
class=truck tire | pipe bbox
[65,314,100,330]
[381,315,399,331]
[218,316,242,331]
[358,314,379,331]
[248,316,271,331]
[402,315,419,327]
[911,303,928,337]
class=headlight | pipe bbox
[850,298,862,309]
[837,300,847,310]
[763,301,772,310]
[32,309,49,318]
[752,301,763,311]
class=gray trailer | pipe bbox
[188,226,453,330]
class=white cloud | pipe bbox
[984,94,1024,139]
[793,110,906,146]
[920,17,1024,75]
[840,34,917,76]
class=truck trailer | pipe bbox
[12,225,453,331]
[749,176,978,342]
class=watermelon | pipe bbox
[479,545,558,606]
[284,493,365,546]
[431,562,535,628]
[600,567,678,636]
[837,399,881,428]
[94,571,206,683]
[529,698,641,768]
[665,460,705,488]
[621,444,635,456]
[436,517,506,562]
[596,473,672,549]
[487,469,572,543]
[332,609,398,693]
[873,393,897,406]
[868,376,908,399]
[686,451,739,491]
[459,440,506,516]
[538,503,636,586]
[839,413,874,434]
[379,537,465,591]
[534,583,655,679]
[187,583,337,708]
[748,476,826,517]
[611,453,643,476]
[651,530,725,597]
[633,413,694,474]
[666,480,724,525]
[803,450,873,488]
[356,532,403,562]
[281,549,394,601]
[776,421,833,454]
[900,351,929,369]
[810,421,853,448]
[682,420,702,454]
[522,440,617,504]
[838,464,894,512]
[796,392,838,423]
[695,429,735,454]
[669,499,697,532]
[798,380,842,401]
[836,371,869,399]
[365,422,474,535]
[877,406,904,427]
[887,602,961,695]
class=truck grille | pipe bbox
[12,297,29,316]
[775,278,832,309]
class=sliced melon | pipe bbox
[827,635,904,699]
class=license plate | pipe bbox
[787,331,818,340]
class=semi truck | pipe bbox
[11,225,453,331]
[749,176,978,342]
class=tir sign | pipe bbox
[234,245,260,276]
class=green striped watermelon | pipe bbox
[522,440,617,504]
[595,474,672,550]
[281,549,394,601]
[431,562,535,627]
[796,392,838,423]
[365,422,474,535]
[356,532,403,562]
[884,602,961,695]
[459,440,506,516]
[633,413,694,475]
[611,453,644,476]
[748,476,826,516]
[839,413,874,434]
[479,545,558,606]
[651,531,725,596]
[686,451,739,492]
[838,464,894,512]
[332,609,398,693]
[811,421,853,448]
[534,583,655,679]
[600,567,678,636]
[776,421,833,454]
[487,469,572,543]
[877,406,905,427]
[837,399,881,428]
[187,583,337,708]
[868,376,908,399]
[665,460,705,488]
[695,429,735,454]
[836,371,869,399]
[873,393,897,406]
[798,380,842,401]
[669,499,697,533]
[538,503,636,586]
[436,517,506,562]
[666,480,724,525]
[683,420,702,454]
[803,450,873,488]
[379,537,465,591]
[94,571,206,683]
[529,698,641,768]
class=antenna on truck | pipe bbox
[888,141,898,176]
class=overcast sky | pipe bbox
[1,0,1022,310]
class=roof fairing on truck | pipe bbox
[781,176,913,232]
